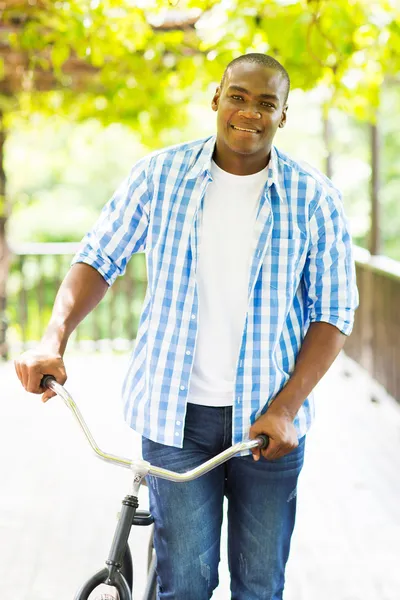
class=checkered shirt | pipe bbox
[72,135,358,448]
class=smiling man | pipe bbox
[213,59,288,174]
[15,54,358,599]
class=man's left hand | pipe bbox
[249,407,299,461]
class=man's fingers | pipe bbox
[58,369,67,386]
[14,360,22,384]
[263,443,279,460]
[263,437,287,460]
[263,441,297,461]
[252,448,261,461]
[27,369,44,394]
[15,347,67,403]
[19,362,29,389]
[15,357,43,392]
[41,390,56,403]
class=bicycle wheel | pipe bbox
[88,582,120,599]
[77,546,133,600]
[76,568,130,600]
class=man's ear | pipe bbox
[278,105,288,128]
[211,86,221,112]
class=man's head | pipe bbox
[211,53,290,174]
[220,54,290,103]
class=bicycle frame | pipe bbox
[41,376,268,600]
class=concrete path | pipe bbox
[1,351,400,599]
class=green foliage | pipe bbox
[0,194,6,218]
[2,0,400,261]
[1,0,399,133]
[6,117,149,242]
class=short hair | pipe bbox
[220,53,290,104]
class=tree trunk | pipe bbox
[370,122,381,256]
[322,112,333,180]
[0,110,9,360]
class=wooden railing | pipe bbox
[7,242,400,404]
[7,243,147,352]
[345,246,400,404]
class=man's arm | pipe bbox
[14,263,108,401]
[249,321,346,460]
[15,160,150,402]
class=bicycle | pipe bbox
[41,375,269,600]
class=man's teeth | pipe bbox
[232,126,258,133]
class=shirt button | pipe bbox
[191,314,196,320]
[176,420,181,426]
[175,432,179,437]
[186,350,191,356]
[180,385,185,391]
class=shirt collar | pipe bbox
[186,135,284,202]
[186,136,216,180]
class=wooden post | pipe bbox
[0,110,9,360]
[370,122,381,256]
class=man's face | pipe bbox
[211,62,288,165]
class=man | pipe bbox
[15,53,358,599]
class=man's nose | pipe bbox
[238,107,262,119]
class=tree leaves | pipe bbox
[0,0,399,133]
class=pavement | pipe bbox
[1,350,400,599]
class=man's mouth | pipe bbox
[231,125,260,134]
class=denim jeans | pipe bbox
[142,403,305,600]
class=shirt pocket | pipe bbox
[268,235,306,293]
[270,236,304,257]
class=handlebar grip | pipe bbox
[256,434,269,450]
[40,375,56,389]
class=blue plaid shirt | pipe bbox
[72,136,358,448]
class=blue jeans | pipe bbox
[142,404,305,600]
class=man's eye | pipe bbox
[231,95,243,101]
[261,102,275,108]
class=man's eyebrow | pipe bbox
[227,85,280,102]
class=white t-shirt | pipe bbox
[187,159,269,407]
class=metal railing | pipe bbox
[7,242,147,351]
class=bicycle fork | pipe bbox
[74,467,155,600]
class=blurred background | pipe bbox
[1,1,400,599]
[0,0,399,366]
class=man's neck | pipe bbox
[213,142,271,176]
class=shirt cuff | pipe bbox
[71,247,119,286]
[309,312,355,336]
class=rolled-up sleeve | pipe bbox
[71,159,150,286]
[303,189,359,336]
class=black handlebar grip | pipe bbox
[40,375,56,389]
[256,434,269,450]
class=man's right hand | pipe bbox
[14,349,67,402]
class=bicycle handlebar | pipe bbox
[40,375,269,483]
